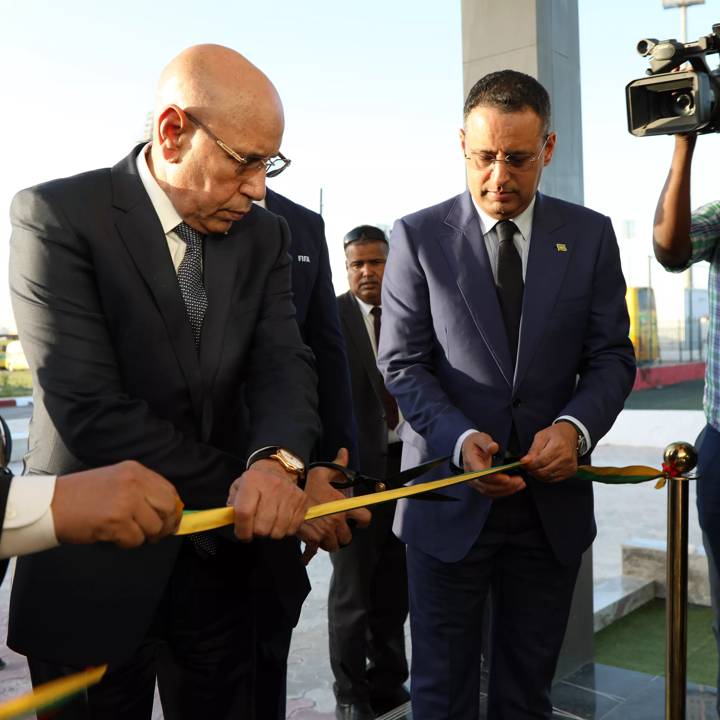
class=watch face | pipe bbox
[276,448,304,472]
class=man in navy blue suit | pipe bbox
[377,70,636,719]
[254,188,360,719]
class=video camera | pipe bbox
[626,23,720,136]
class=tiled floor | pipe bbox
[551,663,717,720]
[376,664,718,719]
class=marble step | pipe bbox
[622,537,710,606]
[593,575,655,632]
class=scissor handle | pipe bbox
[306,461,361,490]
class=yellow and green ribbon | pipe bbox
[574,465,664,485]
[176,461,523,535]
[177,459,689,536]
[0,665,107,719]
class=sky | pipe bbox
[2,0,720,333]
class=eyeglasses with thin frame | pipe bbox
[183,110,291,178]
[464,134,551,172]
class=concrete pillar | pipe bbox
[462,0,593,680]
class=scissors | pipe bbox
[306,455,456,502]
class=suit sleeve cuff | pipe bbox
[454,429,478,469]
[0,475,59,559]
[554,416,591,455]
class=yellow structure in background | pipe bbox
[627,287,660,365]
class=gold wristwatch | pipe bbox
[259,447,305,478]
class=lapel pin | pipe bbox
[556,243,568,252]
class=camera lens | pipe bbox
[636,38,657,56]
[673,92,695,116]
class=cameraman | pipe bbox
[654,131,720,712]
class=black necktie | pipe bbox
[175,223,208,349]
[174,223,216,555]
[370,306,400,430]
[495,220,524,365]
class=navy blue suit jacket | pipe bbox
[378,191,636,565]
[265,189,357,463]
[260,189,356,627]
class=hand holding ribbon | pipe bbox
[227,459,308,542]
[461,431,526,497]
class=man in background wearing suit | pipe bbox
[378,70,636,719]
[252,188,362,719]
[9,44,322,719]
[330,225,410,720]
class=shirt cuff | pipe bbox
[554,416,592,455]
[0,475,59,559]
[454,429,478,469]
[246,446,275,469]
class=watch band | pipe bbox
[251,446,305,478]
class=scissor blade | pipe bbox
[386,455,452,485]
[409,491,456,502]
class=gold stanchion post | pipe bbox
[662,442,697,720]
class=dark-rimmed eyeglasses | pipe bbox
[184,110,291,178]
[464,134,551,172]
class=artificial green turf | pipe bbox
[595,599,717,687]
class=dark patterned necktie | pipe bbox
[495,220,524,366]
[174,223,216,555]
[175,222,208,349]
[370,306,400,430]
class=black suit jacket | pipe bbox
[337,292,391,480]
[7,146,320,665]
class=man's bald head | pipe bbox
[154,44,283,138]
[147,45,286,235]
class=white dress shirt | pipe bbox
[136,144,188,271]
[453,195,591,467]
[0,475,58,559]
